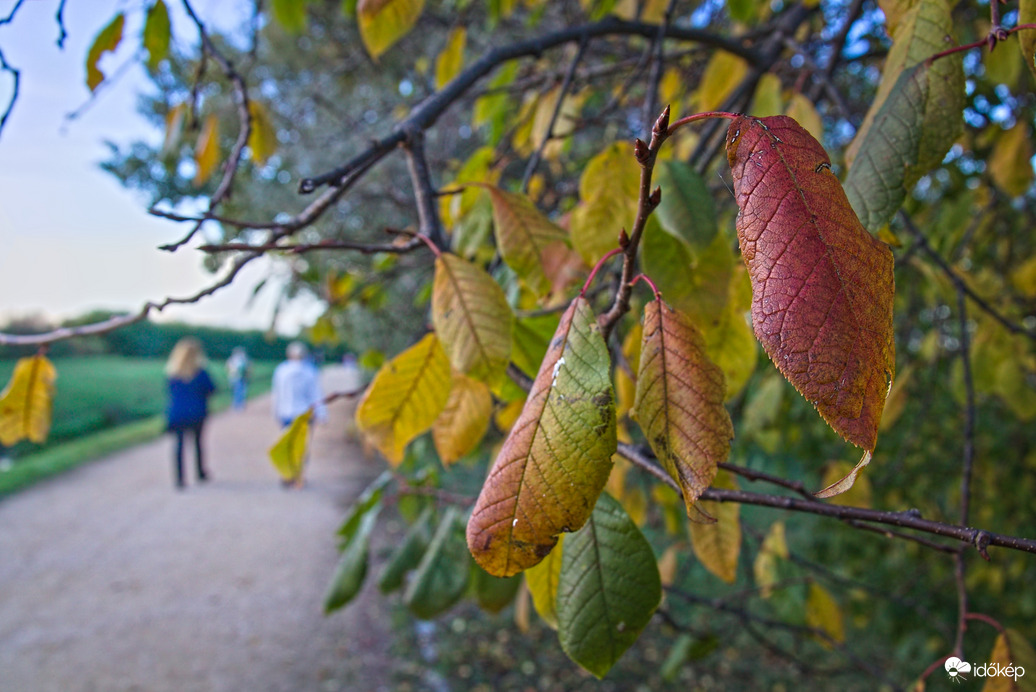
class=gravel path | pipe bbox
[0,367,396,692]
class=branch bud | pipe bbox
[653,105,671,136]
[633,138,649,164]
[648,186,662,208]
[619,228,630,248]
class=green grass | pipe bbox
[0,355,277,498]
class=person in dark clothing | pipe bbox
[165,337,216,489]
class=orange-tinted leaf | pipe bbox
[476,184,567,296]
[633,300,733,517]
[0,355,57,445]
[726,115,895,453]
[85,13,125,92]
[432,373,492,464]
[355,333,452,464]
[467,296,616,577]
[193,114,221,186]
[432,253,513,384]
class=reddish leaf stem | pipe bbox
[964,612,1006,634]
[580,247,624,297]
[927,24,1036,64]
[630,273,662,300]
[666,110,738,137]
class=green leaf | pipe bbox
[524,536,563,629]
[432,253,514,385]
[357,0,426,59]
[556,493,662,679]
[324,503,379,613]
[378,505,435,593]
[654,160,718,252]
[143,1,171,71]
[355,333,452,465]
[473,566,522,613]
[701,264,757,401]
[1020,0,1036,82]
[267,410,312,481]
[85,13,125,92]
[337,470,392,542]
[404,507,472,619]
[511,313,560,379]
[467,296,616,577]
[272,0,308,33]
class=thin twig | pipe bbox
[198,238,425,255]
[952,286,978,656]
[640,0,680,133]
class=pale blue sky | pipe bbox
[0,0,322,334]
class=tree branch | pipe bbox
[616,443,1036,557]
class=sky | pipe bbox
[0,0,323,334]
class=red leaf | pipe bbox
[725,115,895,451]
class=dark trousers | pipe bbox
[173,421,207,487]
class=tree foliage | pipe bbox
[3,0,1036,686]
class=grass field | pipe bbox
[0,355,277,497]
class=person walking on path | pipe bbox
[272,342,327,487]
[165,337,216,489]
[226,347,251,410]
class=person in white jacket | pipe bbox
[271,342,327,487]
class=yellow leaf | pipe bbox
[702,265,758,401]
[434,27,466,90]
[193,114,221,186]
[753,520,788,598]
[658,544,680,586]
[530,86,584,160]
[85,13,124,92]
[355,333,452,465]
[750,73,784,116]
[622,484,648,527]
[494,398,524,433]
[357,0,425,60]
[247,100,278,166]
[688,470,741,583]
[1010,254,1036,298]
[695,51,748,112]
[514,580,531,632]
[659,67,683,119]
[432,373,492,464]
[268,410,312,481]
[570,142,639,265]
[761,520,788,558]
[785,92,823,141]
[162,103,186,155]
[0,355,57,445]
[982,628,1036,692]
[441,146,499,230]
[525,537,564,629]
[806,582,845,646]
[989,123,1035,197]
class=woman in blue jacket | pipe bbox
[165,338,215,489]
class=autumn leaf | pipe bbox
[0,355,57,446]
[475,184,567,296]
[85,13,125,92]
[806,582,845,647]
[556,493,662,678]
[355,333,452,465]
[247,100,278,166]
[983,628,1036,692]
[695,51,748,112]
[431,252,513,385]
[726,115,896,454]
[525,538,564,629]
[989,123,1035,197]
[466,296,616,577]
[143,1,171,71]
[688,470,741,583]
[632,299,733,518]
[432,373,492,464]
[434,27,466,90]
[193,113,221,186]
[357,0,425,59]
[268,410,312,481]
[753,521,788,599]
[570,142,640,265]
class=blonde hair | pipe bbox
[166,337,206,380]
